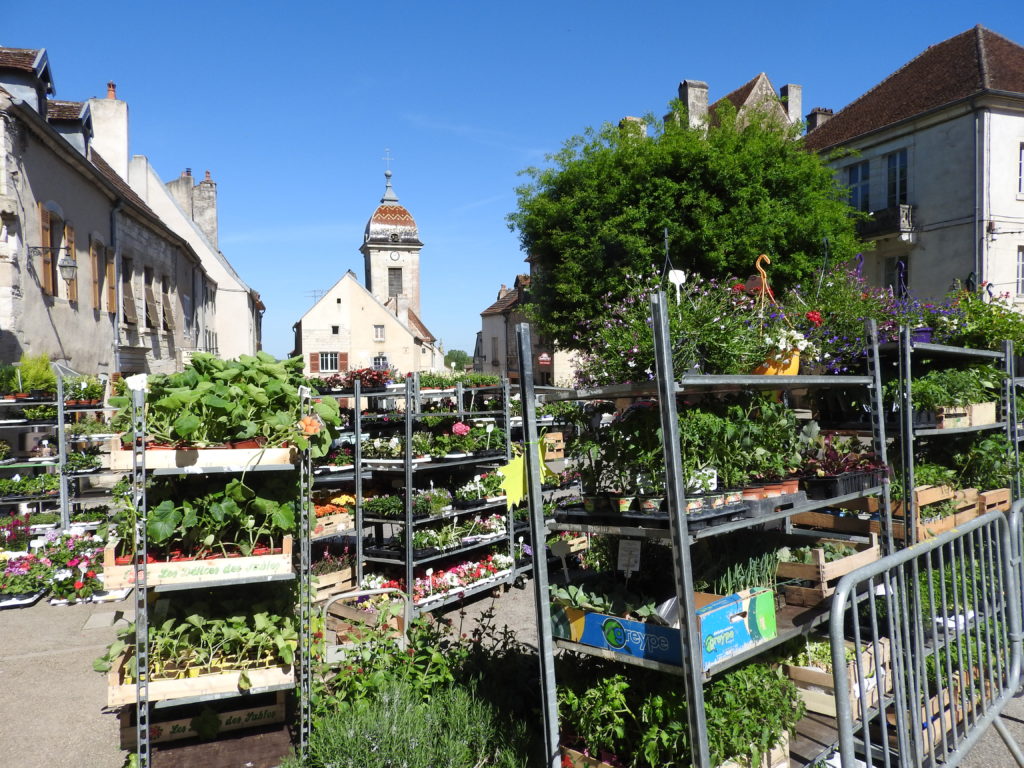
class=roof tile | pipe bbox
[0,48,40,73]
[46,100,84,120]
[805,26,1024,151]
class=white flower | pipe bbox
[54,568,72,581]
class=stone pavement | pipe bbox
[0,597,126,768]
[2,583,1023,768]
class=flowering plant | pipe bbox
[40,532,104,601]
[342,367,395,389]
[1,511,32,552]
[763,327,814,363]
[312,547,355,576]
[1,554,50,595]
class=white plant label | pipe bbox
[617,540,641,574]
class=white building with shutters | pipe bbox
[292,171,444,378]
[0,46,259,374]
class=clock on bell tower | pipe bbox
[360,169,423,316]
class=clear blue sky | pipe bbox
[6,2,1022,358]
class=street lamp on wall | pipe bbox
[56,251,77,285]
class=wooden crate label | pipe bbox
[110,446,296,471]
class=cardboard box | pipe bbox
[543,431,565,460]
[967,402,998,427]
[550,587,777,670]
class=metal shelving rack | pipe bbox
[124,387,313,768]
[890,329,1014,545]
[522,293,894,768]
[347,374,516,615]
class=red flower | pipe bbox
[806,310,823,327]
[86,570,96,579]
[74,580,85,590]
[731,283,745,293]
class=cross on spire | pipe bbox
[382,148,394,172]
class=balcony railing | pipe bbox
[856,204,914,240]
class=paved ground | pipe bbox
[3,582,1024,768]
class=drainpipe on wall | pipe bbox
[973,105,982,287]
[110,200,123,373]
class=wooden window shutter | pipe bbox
[339,353,348,371]
[122,260,138,324]
[309,353,320,373]
[90,238,101,309]
[105,248,116,313]
[161,278,175,330]
[38,203,53,296]
[64,223,77,302]
[144,269,158,328]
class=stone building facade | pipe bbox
[803,26,1024,301]
[0,46,258,375]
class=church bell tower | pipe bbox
[359,169,423,316]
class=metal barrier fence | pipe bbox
[829,508,1023,767]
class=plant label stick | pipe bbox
[549,539,572,581]
[617,539,641,577]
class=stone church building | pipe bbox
[292,171,444,377]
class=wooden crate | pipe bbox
[543,431,565,460]
[312,512,353,539]
[979,488,1011,514]
[107,651,294,707]
[790,511,873,536]
[101,537,293,589]
[313,567,356,603]
[119,692,286,747]
[937,407,969,429]
[561,747,617,768]
[325,598,405,644]
[777,535,880,606]
[885,685,966,753]
[719,732,790,768]
[967,402,998,427]
[110,446,296,471]
[784,638,891,720]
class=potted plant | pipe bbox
[18,354,56,398]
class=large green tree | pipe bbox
[507,102,864,348]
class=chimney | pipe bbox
[806,107,834,132]
[192,169,219,249]
[780,84,802,125]
[165,169,194,214]
[678,80,708,129]
[618,116,648,137]
[498,284,508,297]
[88,83,129,179]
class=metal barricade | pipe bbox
[829,509,1023,767]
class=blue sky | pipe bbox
[6,2,1023,358]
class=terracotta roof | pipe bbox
[481,286,520,317]
[407,309,435,342]
[89,148,159,219]
[47,99,84,120]
[0,48,41,72]
[805,26,1024,152]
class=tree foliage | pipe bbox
[507,101,865,348]
[444,349,471,370]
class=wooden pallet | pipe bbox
[777,535,880,607]
[101,537,293,589]
[107,651,294,707]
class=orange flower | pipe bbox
[299,415,321,436]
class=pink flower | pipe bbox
[452,422,471,436]
[68,558,80,568]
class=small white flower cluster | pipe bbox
[764,328,816,361]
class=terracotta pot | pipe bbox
[231,439,263,449]
[763,482,784,498]
[742,485,767,500]
[115,555,132,566]
[781,478,800,494]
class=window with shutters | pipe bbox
[105,248,117,314]
[161,277,175,331]
[121,257,138,324]
[373,324,385,341]
[63,223,77,303]
[90,239,104,309]
[37,202,61,297]
[886,149,908,208]
[388,267,403,297]
[372,354,389,371]
[847,161,870,212]
[143,267,159,328]
[319,352,339,372]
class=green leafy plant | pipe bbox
[18,354,56,393]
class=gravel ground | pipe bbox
[3,579,1023,767]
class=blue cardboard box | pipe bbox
[550,587,777,670]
